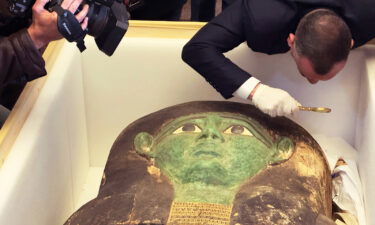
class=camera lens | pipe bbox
[58,0,128,55]
[86,3,109,37]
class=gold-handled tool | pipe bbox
[298,106,331,113]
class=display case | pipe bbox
[0,21,374,225]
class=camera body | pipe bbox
[83,0,129,55]
[8,0,131,56]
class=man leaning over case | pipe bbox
[182,0,375,117]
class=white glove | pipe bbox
[251,83,300,117]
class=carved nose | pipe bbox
[197,128,224,142]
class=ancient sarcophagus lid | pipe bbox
[64,101,332,225]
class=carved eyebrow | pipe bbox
[171,116,206,128]
[221,116,249,124]
[155,116,206,139]
[221,116,273,148]
[179,116,205,121]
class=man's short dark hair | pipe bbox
[295,9,352,75]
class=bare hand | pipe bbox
[27,0,89,49]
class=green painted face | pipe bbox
[135,113,293,188]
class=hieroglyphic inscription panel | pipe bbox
[167,201,232,225]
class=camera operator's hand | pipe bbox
[27,0,89,49]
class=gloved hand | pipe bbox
[250,83,301,117]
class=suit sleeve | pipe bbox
[182,0,251,99]
[0,29,47,90]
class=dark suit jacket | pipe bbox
[182,0,375,99]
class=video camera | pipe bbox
[8,0,142,55]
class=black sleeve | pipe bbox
[0,29,47,90]
[182,0,251,99]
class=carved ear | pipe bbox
[269,137,294,164]
[134,132,154,157]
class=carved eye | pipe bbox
[223,125,253,136]
[173,123,202,134]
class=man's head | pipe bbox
[288,9,353,84]
[134,113,294,188]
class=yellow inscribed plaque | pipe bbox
[167,201,232,225]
